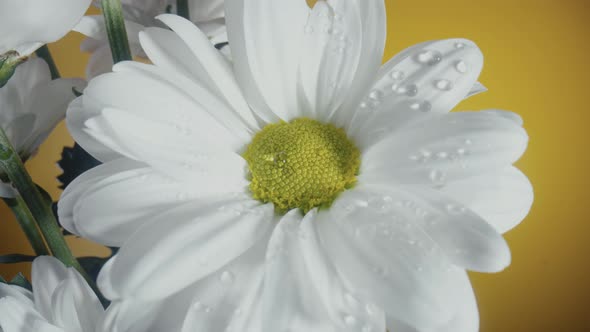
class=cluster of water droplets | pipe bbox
[303,5,349,56]
[359,42,471,117]
[407,137,474,189]
[338,293,381,331]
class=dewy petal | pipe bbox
[324,0,387,127]
[386,271,479,332]
[320,187,486,329]
[0,0,91,55]
[299,0,386,122]
[98,198,275,300]
[361,111,528,186]
[225,0,310,122]
[441,166,533,234]
[350,39,484,142]
[178,241,268,332]
[259,209,387,332]
[32,256,70,322]
[50,270,103,332]
[0,296,61,332]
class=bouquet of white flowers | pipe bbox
[0,1,533,331]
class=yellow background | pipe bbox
[1,0,588,330]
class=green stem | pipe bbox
[3,195,50,256]
[176,0,190,20]
[0,129,97,290]
[34,45,60,79]
[101,0,132,63]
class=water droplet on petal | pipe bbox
[455,42,465,49]
[390,70,405,80]
[434,79,453,91]
[304,25,313,34]
[397,84,418,97]
[343,315,357,326]
[362,325,373,332]
[429,169,446,187]
[220,271,234,284]
[455,60,468,73]
[368,90,383,100]
[410,101,431,112]
[415,50,443,66]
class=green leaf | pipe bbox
[0,51,26,88]
[10,273,32,291]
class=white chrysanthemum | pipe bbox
[0,0,91,57]
[74,0,226,79]
[60,0,533,330]
[0,256,104,332]
[0,58,84,198]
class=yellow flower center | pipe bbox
[243,118,360,213]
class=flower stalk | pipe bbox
[35,45,60,79]
[101,0,132,63]
[0,128,91,282]
[3,195,50,256]
[176,0,190,20]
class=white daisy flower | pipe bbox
[74,0,227,79]
[0,256,105,332]
[59,0,533,330]
[0,58,84,198]
[0,0,92,58]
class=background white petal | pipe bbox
[0,0,92,55]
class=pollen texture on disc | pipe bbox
[243,118,360,213]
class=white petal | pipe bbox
[50,270,103,332]
[0,296,61,332]
[361,111,528,186]
[98,198,274,300]
[85,44,114,79]
[333,185,511,272]
[32,256,69,321]
[58,158,146,238]
[21,78,85,156]
[320,188,478,329]
[112,60,253,141]
[0,283,33,304]
[83,107,250,187]
[0,0,92,55]
[350,39,484,142]
[386,271,479,332]
[260,209,387,332]
[225,0,309,122]
[66,97,120,162]
[441,166,533,233]
[179,241,268,332]
[325,0,387,127]
[100,300,164,332]
[82,68,246,151]
[467,81,487,98]
[154,14,259,130]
